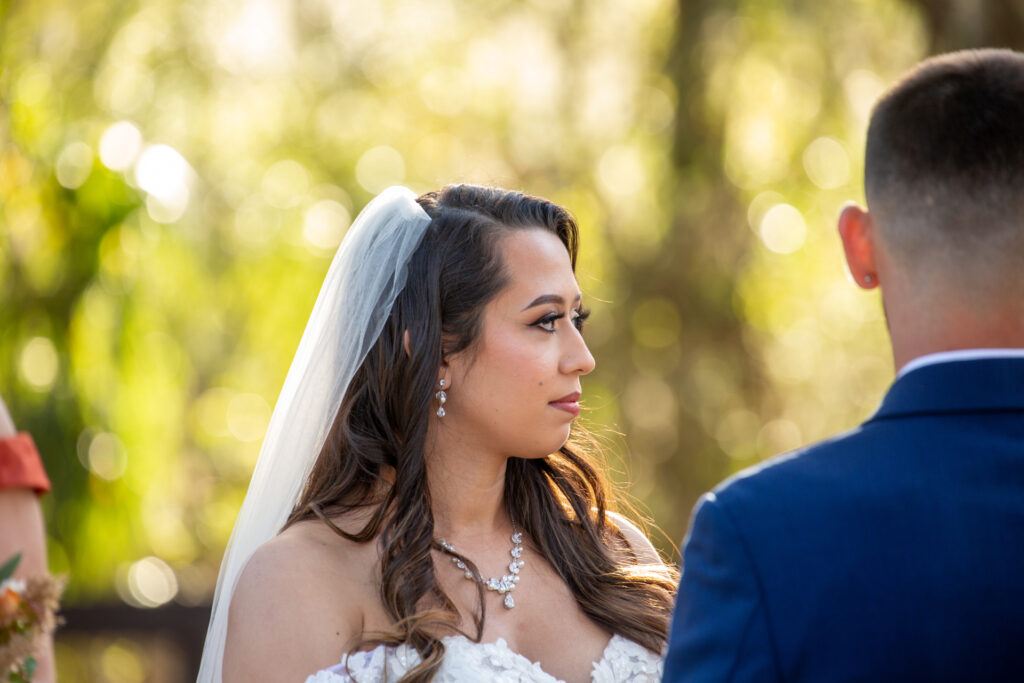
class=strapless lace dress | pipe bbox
[304,633,662,682]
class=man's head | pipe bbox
[839,49,1024,365]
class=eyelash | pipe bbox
[533,308,591,334]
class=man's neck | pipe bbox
[887,302,1024,374]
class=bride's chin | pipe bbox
[523,433,573,459]
[512,451,556,461]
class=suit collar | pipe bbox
[870,357,1024,421]
[897,348,1024,378]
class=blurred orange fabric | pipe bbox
[0,432,50,495]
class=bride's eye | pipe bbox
[532,312,564,333]
[572,307,591,332]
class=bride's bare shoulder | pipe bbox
[606,511,664,566]
[223,515,380,682]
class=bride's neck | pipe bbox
[425,439,510,541]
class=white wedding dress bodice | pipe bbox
[305,633,662,683]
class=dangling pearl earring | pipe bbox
[435,379,447,418]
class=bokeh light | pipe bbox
[86,432,129,482]
[135,145,188,199]
[597,145,646,199]
[19,336,59,390]
[226,392,272,443]
[99,121,143,171]
[844,69,888,122]
[303,200,350,251]
[759,204,808,254]
[56,142,93,189]
[100,642,146,683]
[355,146,406,194]
[124,556,178,608]
[624,375,678,432]
[135,144,191,222]
[803,137,851,189]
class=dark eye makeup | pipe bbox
[531,307,591,333]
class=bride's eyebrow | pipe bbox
[521,293,583,311]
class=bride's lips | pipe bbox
[549,391,581,417]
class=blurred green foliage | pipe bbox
[0,0,920,596]
[5,0,1016,677]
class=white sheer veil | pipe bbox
[197,186,433,682]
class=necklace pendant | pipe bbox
[437,525,523,609]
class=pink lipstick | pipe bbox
[549,392,581,417]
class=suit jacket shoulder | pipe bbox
[666,358,1024,682]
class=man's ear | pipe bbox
[403,330,413,358]
[837,203,880,290]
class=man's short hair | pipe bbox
[865,49,1024,276]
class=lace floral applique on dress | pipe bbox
[589,635,662,683]
[305,642,415,683]
[305,633,662,683]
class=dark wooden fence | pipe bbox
[58,603,210,682]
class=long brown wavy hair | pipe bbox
[284,184,677,681]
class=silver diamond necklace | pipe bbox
[437,527,525,609]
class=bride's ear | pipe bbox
[437,355,451,390]
[402,330,413,358]
[405,329,453,387]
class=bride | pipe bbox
[198,184,677,682]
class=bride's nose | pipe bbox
[560,325,595,376]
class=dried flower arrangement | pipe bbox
[0,554,64,683]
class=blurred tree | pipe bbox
[912,0,1024,52]
[1,0,145,599]
[644,0,1024,545]
[604,0,767,531]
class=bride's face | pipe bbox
[443,228,595,459]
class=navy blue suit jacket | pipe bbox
[663,358,1024,682]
